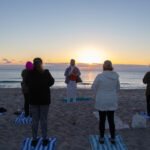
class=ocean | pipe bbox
[0,65,149,89]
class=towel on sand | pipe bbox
[93,112,129,129]
[62,97,92,103]
[20,137,57,150]
[15,112,32,124]
[89,135,128,150]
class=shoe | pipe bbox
[25,114,29,118]
[42,139,50,146]
[109,138,115,144]
[31,139,38,147]
[99,137,104,144]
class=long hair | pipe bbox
[33,58,44,72]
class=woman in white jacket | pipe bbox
[92,60,120,144]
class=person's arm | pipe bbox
[116,79,120,91]
[64,68,69,77]
[143,72,148,84]
[46,70,55,87]
[21,70,24,78]
[91,75,99,91]
[77,68,81,76]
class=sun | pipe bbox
[78,49,104,64]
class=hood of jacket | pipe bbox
[102,71,119,80]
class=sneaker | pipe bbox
[31,139,38,147]
[109,138,115,144]
[99,137,104,144]
[42,139,50,146]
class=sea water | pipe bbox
[0,65,148,89]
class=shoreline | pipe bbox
[0,87,146,90]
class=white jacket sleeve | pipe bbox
[92,75,100,91]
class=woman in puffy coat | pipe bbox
[92,60,120,144]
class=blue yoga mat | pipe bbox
[15,112,32,124]
[62,97,93,103]
[20,137,57,150]
[89,135,128,150]
[0,112,5,116]
[140,112,150,119]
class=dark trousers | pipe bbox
[23,93,30,117]
[146,95,150,116]
[30,105,49,139]
[99,111,115,139]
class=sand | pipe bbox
[0,88,150,150]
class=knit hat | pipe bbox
[26,61,33,70]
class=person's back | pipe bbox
[21,69,30,93]
[26,58,55,147]
[143,71,150,116]
[21,61,33,117]
[143,71,150,95]
[97,71,119,91]
[92,70,120,111]
[92,60,120,144]
[27,69,54,105]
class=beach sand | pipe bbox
[0,88,150,150]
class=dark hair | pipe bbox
[103,60,113,71]
[103,66,113,71]
[33,58,43,72]
[71,59,75,62]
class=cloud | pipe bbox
[2,58,12,64]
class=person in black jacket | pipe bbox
[143,71,150,116]
[21,61,33,117]
[26,58,54,147]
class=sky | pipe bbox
[0,0,150,65]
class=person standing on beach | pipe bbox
[21,61,33,117]
[64,59,82,102]
[143,71,150,116]
[92,60,120,144]
[26,58,54,147]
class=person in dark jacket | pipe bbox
[26,58,54,147]
[21,61,33,117]
[143,71,150,116]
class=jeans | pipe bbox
[67,81,77,102]
[23,93,30,117]
[99,111,115,139]
[30,105,49,139]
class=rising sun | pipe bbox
[78,50,104,64]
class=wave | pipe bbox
[0,81,21,83]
